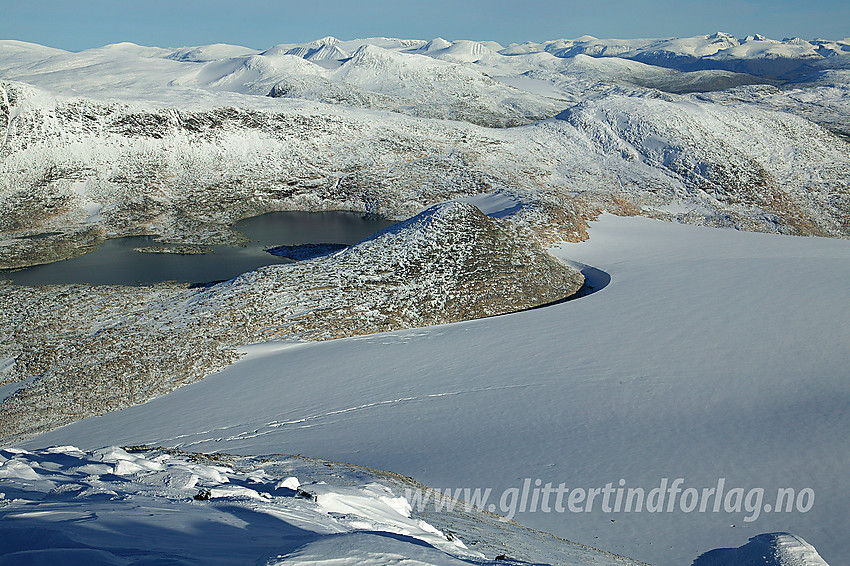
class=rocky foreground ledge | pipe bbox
[0,202,583,442]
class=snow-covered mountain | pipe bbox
[165,43,261,62]
[1,33,849,566]
[502,32,850,79]
[268,36,351,64]
[20,215,850,566]
[1,60,847,270]
[693,533,830,565]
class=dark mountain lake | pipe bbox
[1,211,395,286]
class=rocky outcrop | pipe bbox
[207,202,583,340]
[0,202,583,442]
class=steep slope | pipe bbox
[427,40,499,63]
[207,202,584,339]
[552,92,850,235]
[269,36,351,65]
[417,37,453,53]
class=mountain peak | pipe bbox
[423,37,452,52]
[313,36,339,47]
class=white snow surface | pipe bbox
[0,446,482,565]
[0,445,652,565]
[3,32,847,103]
[23,215,849,566]
[692,533,830,565]
[165,43,260,62]
[502,33,848,68]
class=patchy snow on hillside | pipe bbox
[0,202,583,442]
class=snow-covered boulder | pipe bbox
[693,533,830,566]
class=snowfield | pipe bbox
[22,215,850,565]
[2,31,849,566]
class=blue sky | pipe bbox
[2,0,848,51]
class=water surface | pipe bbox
[1,211,394,286]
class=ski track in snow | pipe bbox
[165,383,542,449]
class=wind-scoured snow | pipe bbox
[0,445,651,565]
[693,533,830,566]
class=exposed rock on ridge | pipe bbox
[0,202,583,442]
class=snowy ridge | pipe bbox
[491,52,770,101]
[419,37,453,53]
[202,201,585,341]
[3,66,848,273]
[325,44,561,126]
[174,52,326,95]
[270,36,351,64]
[80,41,173,59]
[428,40,499,63]
[696,81,850,139]
[0,445,652,565]
[554,93,850,235]
[0,40,70,76]
[500,33,850,79]
[165,43,260,62]
[174,42,562,126]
